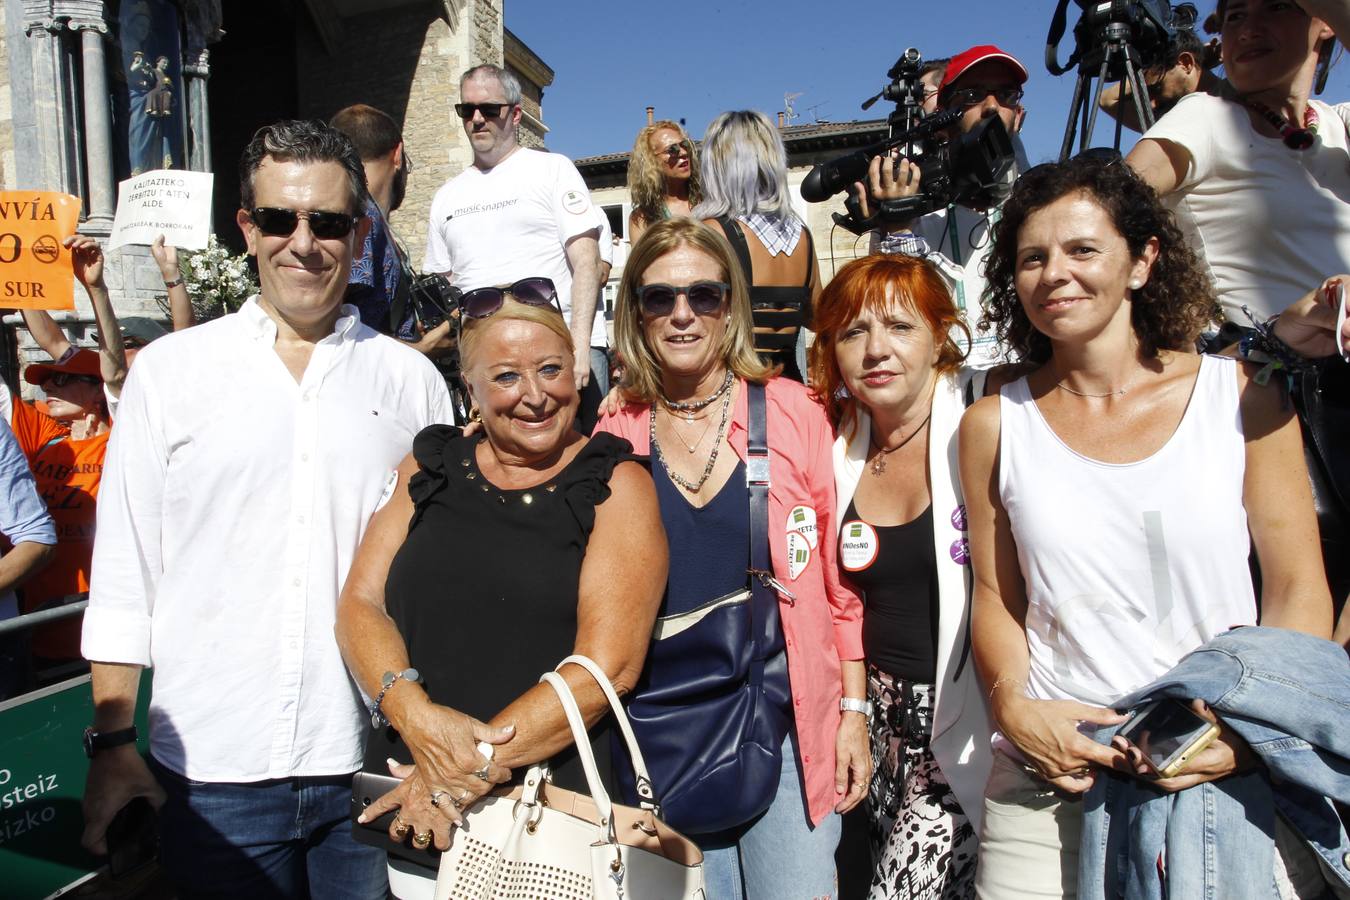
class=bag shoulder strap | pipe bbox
[538,671,616,843]
[718,216,755,283]
[746,382,776,675]
[555,654,658,811]
[801,227,815,290]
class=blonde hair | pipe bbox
[627,121,703,227]
[459,295,574,374]
[614,218,772,404]
[691,110,795,221]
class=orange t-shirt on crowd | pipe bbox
[9,395,109,661]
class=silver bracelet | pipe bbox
[370,667,421,728]
[839,696,873,717]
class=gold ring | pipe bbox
[412,830,433,849]
[392,816,411,840]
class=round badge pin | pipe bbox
[840,520,879,572]
[787,505,818,550]
[786,530,812,580]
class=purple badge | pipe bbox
[949,538,969,565]
[950,505,967,531]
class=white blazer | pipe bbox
[831,369,994,832]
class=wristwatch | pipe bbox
[839,697,873,717]
[83,726,137,758]
[370,668,422,728]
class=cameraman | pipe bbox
[1098,23,1222,132]
[859,45,1028,367]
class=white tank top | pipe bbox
[999,355,1257,707]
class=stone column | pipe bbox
[182,45,212,172]
[69,17,114,227]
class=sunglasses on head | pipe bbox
[45,373,99,388]
[637,281,730,317]
[459,277,562,324]
[454,102,512,120]
[660,139,692,164]
[249,207,360,240]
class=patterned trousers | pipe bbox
[865,666,978,900]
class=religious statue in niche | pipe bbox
[117,0,184,176]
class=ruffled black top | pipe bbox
[366,427,638,792]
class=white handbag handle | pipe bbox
[555,654,659,811]
[539,670,618,844]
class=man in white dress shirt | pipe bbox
[79,120,453,898]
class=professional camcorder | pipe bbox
[799,49,1016,235]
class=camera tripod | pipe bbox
[1058,23,1156,159]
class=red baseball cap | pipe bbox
[939,45,1029,98]
[25,348,102,386]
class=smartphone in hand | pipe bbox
[1117,700,1220,779]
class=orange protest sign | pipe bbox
[0,192,82,310]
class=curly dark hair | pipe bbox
[980,155,1218,364]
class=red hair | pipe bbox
[808,255,968,436]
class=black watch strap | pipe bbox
[84,725,137,758]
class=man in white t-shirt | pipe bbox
[424,64,604,413]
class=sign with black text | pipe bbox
[108,169,213,251]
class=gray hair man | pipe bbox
[424,64,606,424]
[80,119,453,898]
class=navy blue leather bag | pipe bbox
[617,382,792,834]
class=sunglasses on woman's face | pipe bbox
[637,280,730,317]
[661,140,692,164]
[460,277,563,322]
[249,207,360,240]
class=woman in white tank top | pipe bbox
[956,154,1332,899]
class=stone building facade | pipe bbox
[0,0,552,389]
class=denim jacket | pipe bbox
[1077,626,1350,900]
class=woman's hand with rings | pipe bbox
[359,762,460,851]
[834,710,872,813]
[1111,699,1256,793]
[398,701,515,809]
[994,694,1129,794]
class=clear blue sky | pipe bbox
[505,0,1350,166]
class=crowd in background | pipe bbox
[0,1,1341,898]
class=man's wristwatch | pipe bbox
[83,726,137,758]
[839,697,873,717]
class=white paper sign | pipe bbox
[108,169,214,251]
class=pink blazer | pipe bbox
[595,376,864,826]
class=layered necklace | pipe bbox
[659,370,734,423]
[651,373,734,493]
[868,411,931,477]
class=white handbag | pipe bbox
[432,654,706,900]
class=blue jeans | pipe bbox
[152,758,386,900]
[696,733,841,900]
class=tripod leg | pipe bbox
[1120,52,1155,132]
[1082,48,1113,151]
[1060,72,1089,161]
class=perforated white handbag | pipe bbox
[431,654,706,900]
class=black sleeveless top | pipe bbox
[839,499,939,683]
[365,427,638,792]
[718,217,815,383]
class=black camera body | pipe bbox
[1048,0,1194,79]
[800,47,1017,234]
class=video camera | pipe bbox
[1046,0,1197,154]
[799,48,1016,235]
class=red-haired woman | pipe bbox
[809,254,988,900]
